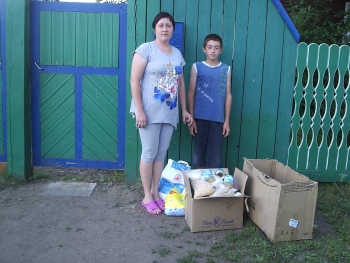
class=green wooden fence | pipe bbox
[289,43,350,182]
[125,0,298,183]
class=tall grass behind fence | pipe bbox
[288,43,350,182]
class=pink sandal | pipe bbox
[141,200,161,215]
[155,199,165,211]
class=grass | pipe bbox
[174,182,350,263]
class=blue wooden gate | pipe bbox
[30,1,127,169]
[0,0,7,163]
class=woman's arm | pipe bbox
[130,53,147,126]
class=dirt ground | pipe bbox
[0,167,235,263]
[0,167,335,263]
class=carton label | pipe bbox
[201,217,234,228]
[289,218,299,228]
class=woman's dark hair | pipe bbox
[152,12,175,30]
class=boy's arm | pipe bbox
[223,68,232,137]
[188,64,197,135]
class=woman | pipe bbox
[130,12,192,215]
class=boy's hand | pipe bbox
[223,122,230,137]
[189,121,197,136]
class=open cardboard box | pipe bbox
[183,168,248,232]
[243,158,318,242]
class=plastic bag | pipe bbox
[164,188,185,216]
[158,159,191,200]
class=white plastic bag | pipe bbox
[158,159,191,201]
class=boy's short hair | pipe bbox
[152,12,175,30]
[203,34,223,48]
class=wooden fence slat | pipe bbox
[63,12,76,66]
[257,0,284,159]
[125,0,139,183]
[230,0,248,169]
[210,0,223,36]
[87,13,101,67]
[76,12,88,67]
[40,11,52,65]
[239,0,267,163]
[221,0,236,171]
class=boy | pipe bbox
[188,34,232,168]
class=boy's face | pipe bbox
[203,40,222,60]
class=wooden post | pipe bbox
[6,0,32,178]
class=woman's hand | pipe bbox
[136,110,147,128]
[182,111,193,126]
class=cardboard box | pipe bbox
[183,168,248,232]
[243,158,318,242]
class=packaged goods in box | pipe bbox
[183,168,248,232]
[243,158,318,242]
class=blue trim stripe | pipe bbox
[36,65,119,75]
[40,158,124,170]
[38,2,127,14]
[271,0,300,43]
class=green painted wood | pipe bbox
[111,14,119,68]
[239,0,267,164]
[288,42,307,168]
[257,0,284,160]
[295,170,349,182]
[40,73,75,159]
[307,43,329,170]
[76,12,88,67]
[288,43,350,182]
[179,0,199,164]
[63,12,76,66]
[222,0,236,172]
[146,0,160,42]
[196,0,211,62]
[40,11,52,66]
[51,11,64,66]
[229,0,248,170]
[125,0,139,184]
[299,43,318,170]
[274,28,297,166]
[161,0,173,14]
[100,13,112,67]
[82,75,118,161]
[88,13,101,67]
[6,0,32,178]
[337,46,350,171]
[210,0,223,36]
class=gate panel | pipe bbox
[288,42,350,182]
[40,73,75,159]
[31,1,127,169]
[82,74,118,161]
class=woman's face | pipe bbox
[154,18,174,43]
